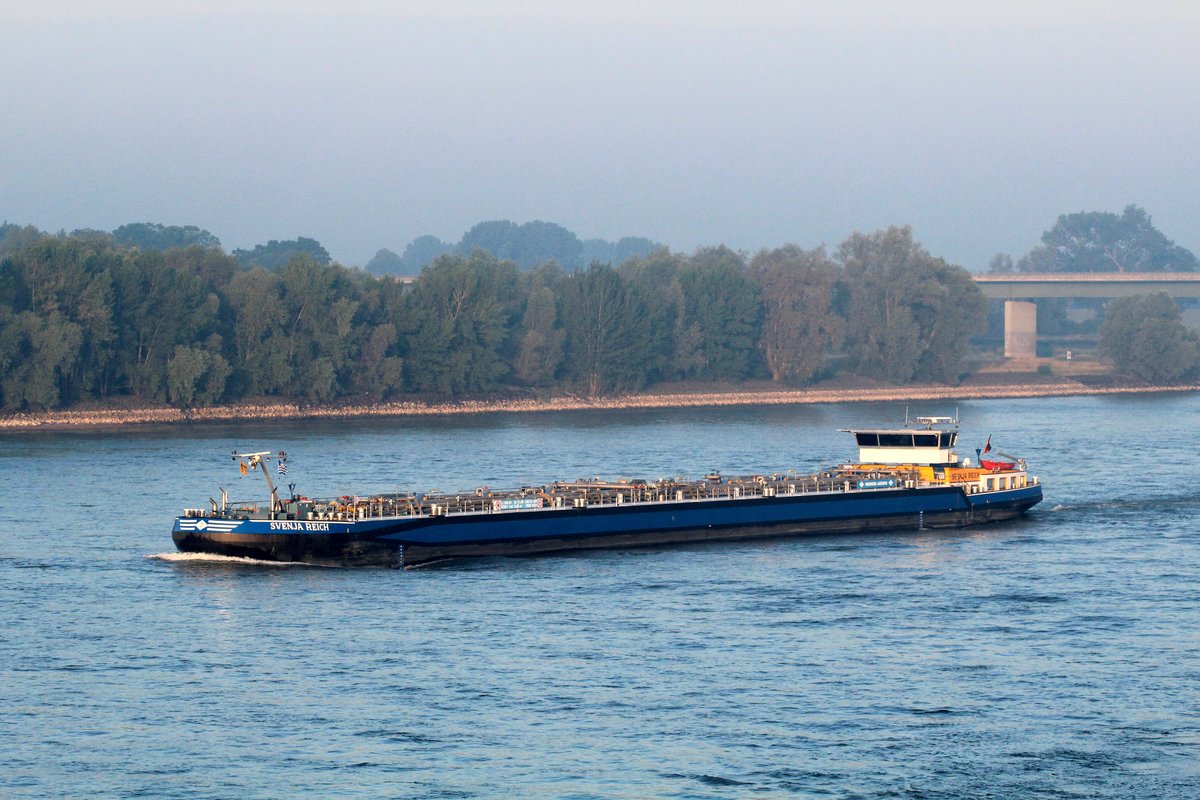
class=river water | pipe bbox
[2,395,1198,798]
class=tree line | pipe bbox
[0,224,989,412]
[367,219,664,275]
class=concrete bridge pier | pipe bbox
[1003,300,1038,361]
[975,273,1200,365]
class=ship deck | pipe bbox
[184,463,1038,526]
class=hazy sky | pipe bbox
[3,1,1198,269]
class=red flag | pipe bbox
[239,460,248,475]
[983,435,992,454]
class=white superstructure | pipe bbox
[841,415,961,466]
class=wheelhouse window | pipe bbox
[878,433,914,447]
[855,430,956,449]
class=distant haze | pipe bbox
[3,1,1198,269]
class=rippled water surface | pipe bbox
[2,396,1199,798]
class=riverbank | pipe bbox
[2,379,1197,431]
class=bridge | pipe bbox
[972,273,1200,361]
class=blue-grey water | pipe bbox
[2,396,1198,799]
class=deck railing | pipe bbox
[191,469,1035,522]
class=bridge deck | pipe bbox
[974,273,1200,299]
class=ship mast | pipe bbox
[232,450,279,513]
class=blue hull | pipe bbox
[172,483,1043,567]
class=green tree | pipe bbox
[618,249,687,383]
[0,223,47,258]
[677,247,762,381]
[0,311,83,410]
[840,226,984,383]
[558,264,653,395]
[459,220,583,269]
[65,229,115,250]
[911,259,986,382]
[166,342,231,408]
[988,253,1015,274]
[226,267,291,396]
[579,236,663,266]
[364,248,405,275]
[401,235,454,273]
[112,222,221,251]
[348,322,404,400]
[1100,293,1200,382]
[355,272,412,399]
[404,252,518,395]
[1020,205,1198,273]
[7,236,118,402]
[109,251,218,401]
[749,245,843,384]
[234,237,331,269]
[513,278,565,386]
[164,245,240,290]
[277,255,360,402]
[166,346,208,407]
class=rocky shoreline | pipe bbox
[2,381,1196,431]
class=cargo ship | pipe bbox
[171,416,1042,568]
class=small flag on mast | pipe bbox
[239,460,248,475]
[983,435,992,454]
[278,461,288,476]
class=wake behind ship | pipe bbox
[172,416,1042,568]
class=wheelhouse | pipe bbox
[842,415,961,466]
